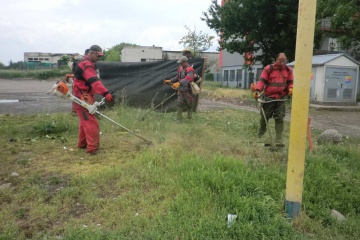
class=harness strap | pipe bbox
[87,77,99,85]
[75,85,84,95]
[265,64,291,92]
[74,61,99,93]
[268,82,287,87]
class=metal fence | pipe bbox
[15,61,60,70]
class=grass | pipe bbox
[201,82,252,101]
[0,83,360,239]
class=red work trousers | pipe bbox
[76,109,100,153]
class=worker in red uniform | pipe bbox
[253,53,294,145]
[163,56,195,122]
[73,45,113,154]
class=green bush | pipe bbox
[32,116,73,135]
[0,69,68,79]
[35,70,62,79]
[205,72,214,81]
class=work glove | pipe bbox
[163,79,172,85]
[288,88,293,97]
[253,91,260,100]
[105,93,113,102]
[250,83,256,92]
[171,82,180,90]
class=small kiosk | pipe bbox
[288,53,359,105]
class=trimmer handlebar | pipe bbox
[48,81,106,115]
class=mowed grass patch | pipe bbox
[0,102,359,239]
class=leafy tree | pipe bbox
[0,61,5,69]
[202,0,301,66]
[60,54,71,64]
[8,61,20,69]
[103,43,139,62]
[179,25,215,58]
[317,0,360,55]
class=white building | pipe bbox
[24,52,77,64]
[121,46,220,74]
[121,46,163,62]
[220,50,262,89]
[288,54,359,105]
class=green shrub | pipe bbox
[205,72,214,81]
[32,116,72,135]
[35,70,62,79]
[0,69,68,79]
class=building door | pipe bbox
[324,67,357,102]
[222,70,229,87]
[236,69,243,88]
[228,69,236,87]
[243,70,254,89]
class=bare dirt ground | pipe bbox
[198,98,360,139]
[1,78,360,138]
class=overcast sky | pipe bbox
[0,0,220,65]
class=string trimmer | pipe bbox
[140,81,180,121]
[140,91,177,121]
[48,81,152,144]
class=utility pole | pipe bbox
[285,0,317,219]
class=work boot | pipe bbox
[187,109,192,120]
[275,119,284,144]
[88,151,98,155]
[176,107,183,122]
[258,117,267,138]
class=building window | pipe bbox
[223,70,229,81]
[249,72,255,83]
[236,69,243,87]
[229,70,235,81]
[39,58,43,60]
[256,68,263,82]
[236,69,242,81]
[45,58,49,61]
[34,58,38,60]
[215,72,221,81]
[28,58,33,60]
[141,58,146,62]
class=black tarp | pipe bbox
[96,58,205,112]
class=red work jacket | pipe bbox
[255,64,294,99]
[73,56,109,108]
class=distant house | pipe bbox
[220,50,263,89]
[23,52,78,69]
[24,52,77,64]
[121,46,163,62]
[121,45,220,74]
